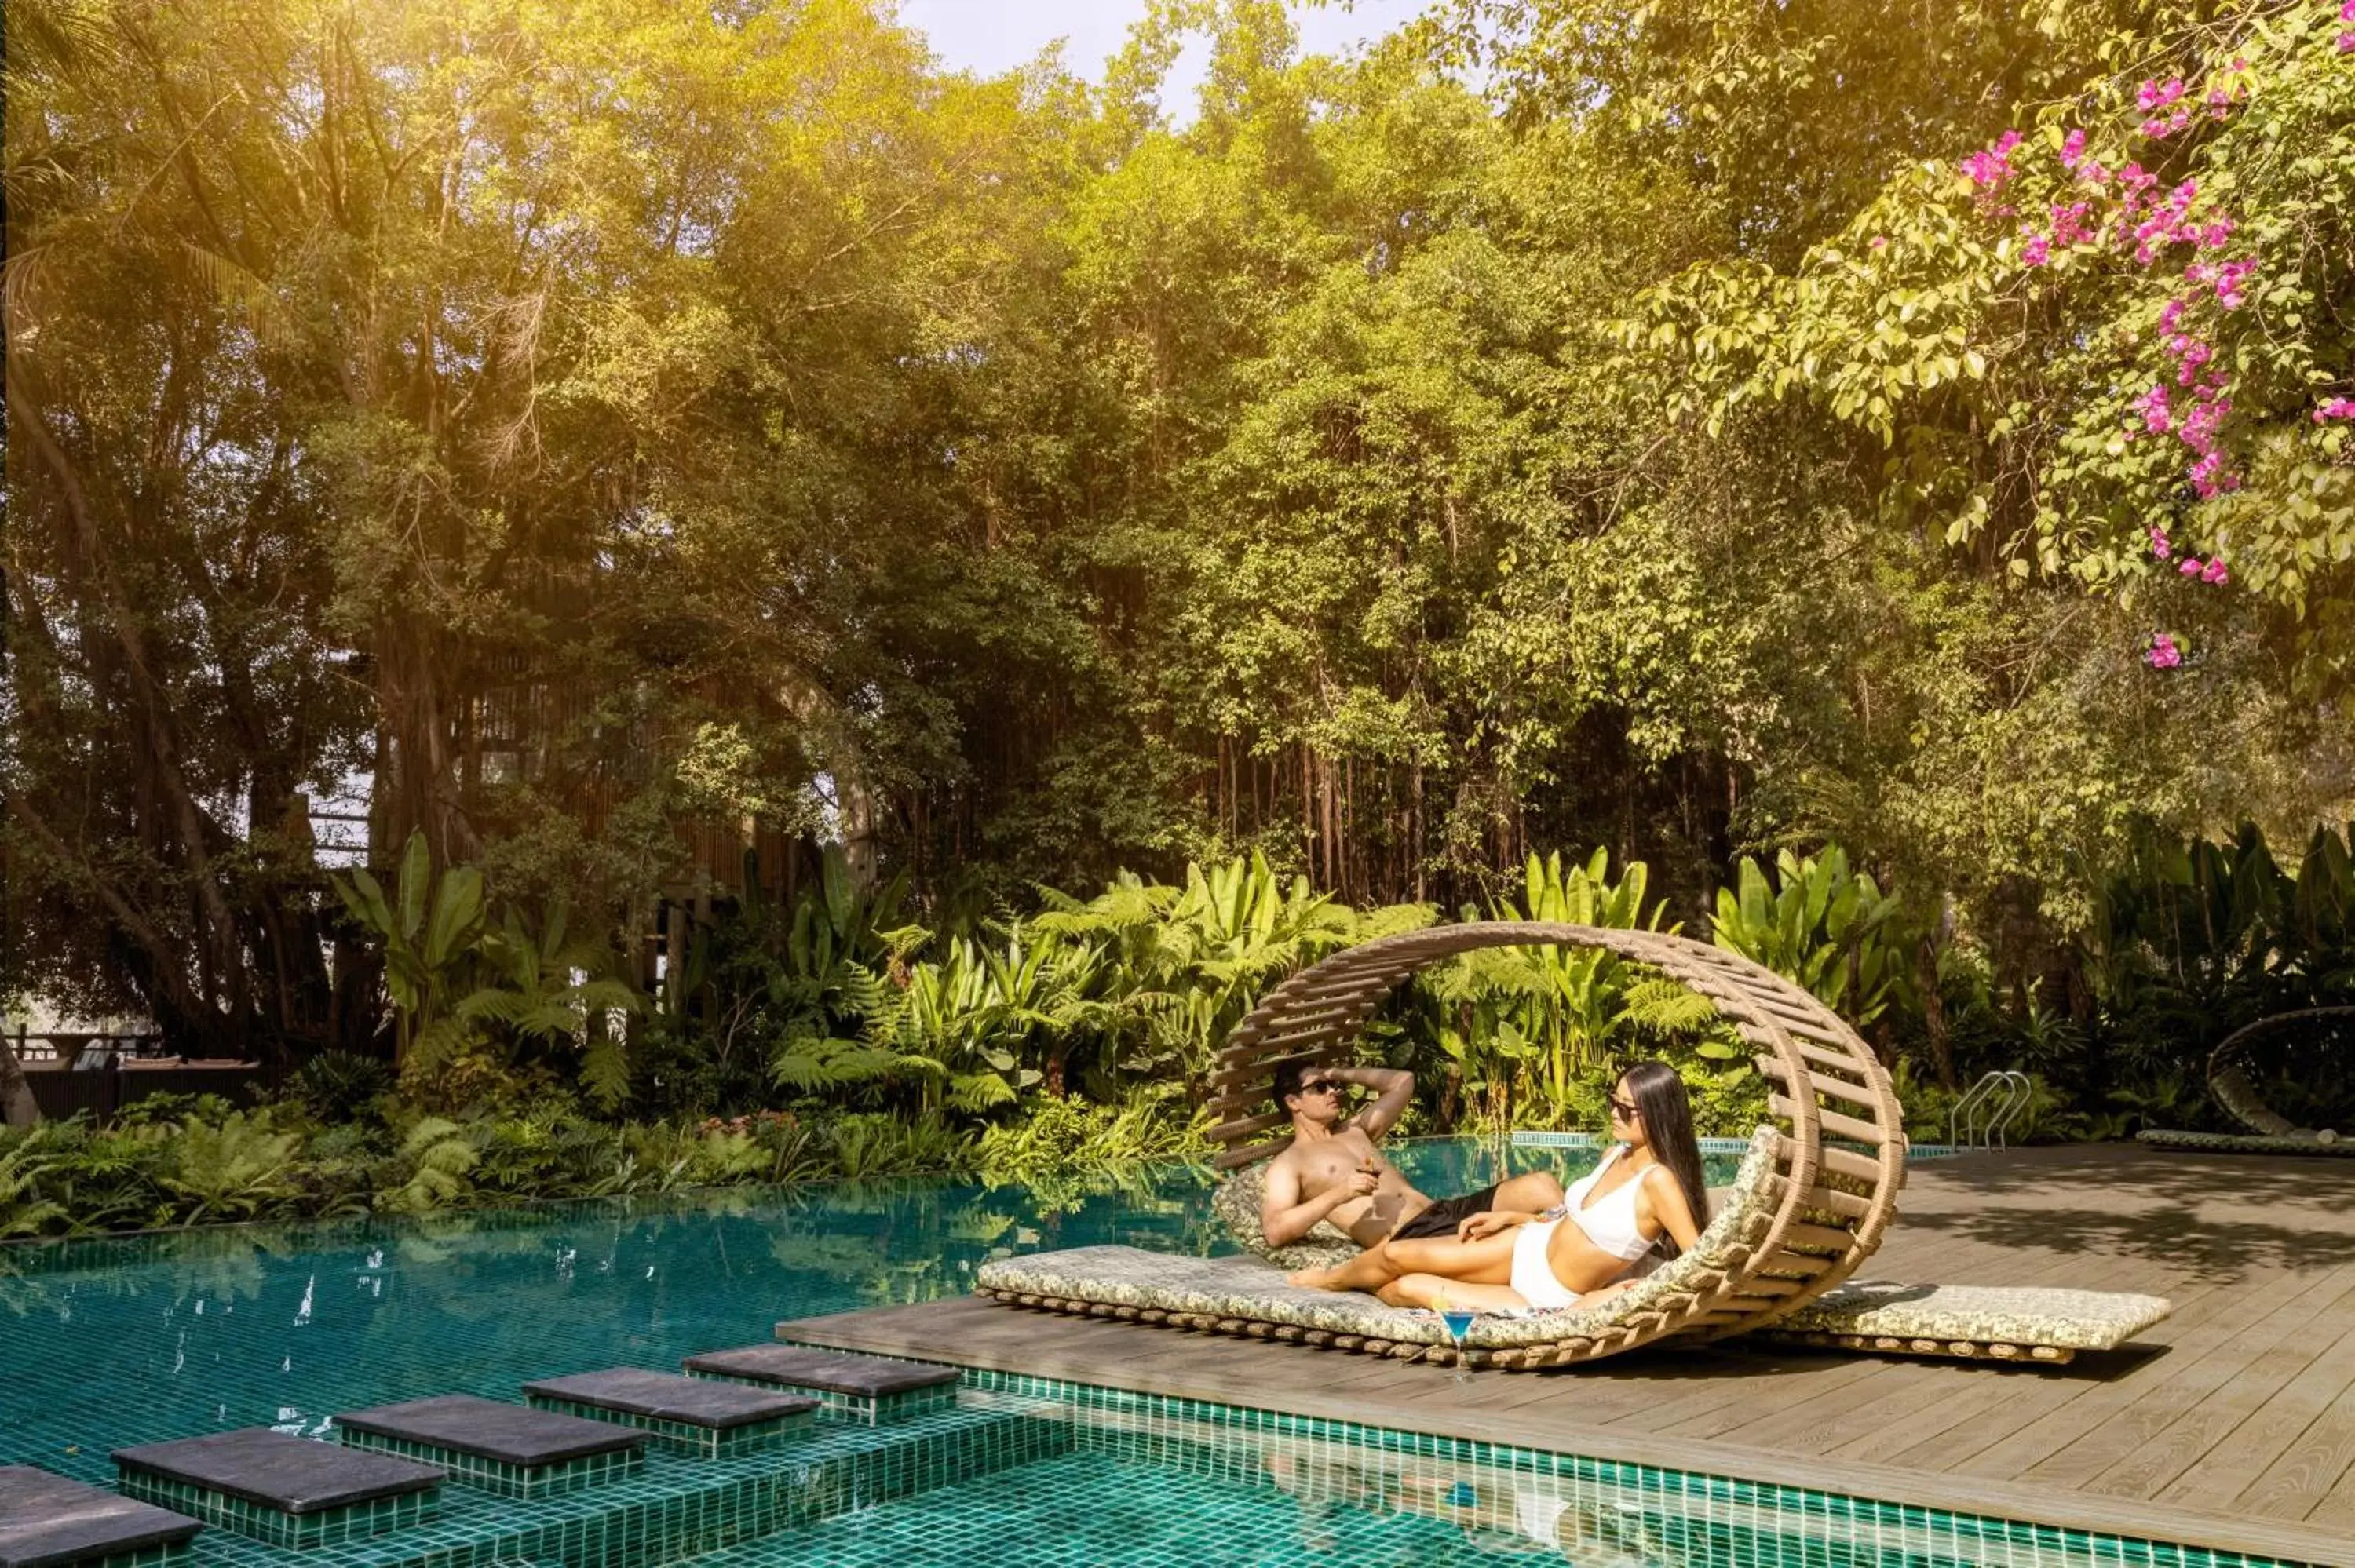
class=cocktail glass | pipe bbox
[1438,1302,1479,1383]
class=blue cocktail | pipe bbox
[1438,1304,1478,1381]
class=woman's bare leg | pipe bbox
[1287,1245,1404,1293]
[1292,1227,1519,1293]
[1378,1229,1518,1285]
[1377,1274,1528,1311]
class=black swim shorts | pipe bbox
[1389,1183,1504,1242]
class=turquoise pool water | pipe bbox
[0,1137,1564,1489]
[0,1140,2299,1568]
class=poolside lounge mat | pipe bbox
[974,1246,2170,1369]
[2138,1128,2355,1155]
[1755,1281,2174,1363]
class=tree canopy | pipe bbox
[5,0,2351,1063]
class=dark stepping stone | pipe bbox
[109,1430,441,1548]
[684,1345,959,1424]
[1,1464,202,1568]
[521,1369,817,1457]
[334,1395,645,1499]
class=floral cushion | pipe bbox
[1210,1161,1364,1272]
[2138,1128,2353,1155]
[1773,1281,2172,1351]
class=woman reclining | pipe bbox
[1287,1060,1708,1312]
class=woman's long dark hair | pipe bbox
[1619,1060,1708,1260]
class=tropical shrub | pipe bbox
[1711,847,1913,1030]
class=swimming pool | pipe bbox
[0,1139,2302,1567]
[0,1137,1565,1486]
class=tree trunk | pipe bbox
[1919,930,1955,1091]
[0,1031,38,1128]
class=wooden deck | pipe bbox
[782,1144,2355,1566]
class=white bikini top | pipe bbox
[1557,1144,1658,1262]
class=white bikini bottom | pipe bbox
[1507,1219,1583,1310]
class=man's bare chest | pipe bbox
[1296,1140,1374,1190]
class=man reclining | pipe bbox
[1259,1060,1565,1251]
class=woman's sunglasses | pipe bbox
[1608,1096,1640,1119]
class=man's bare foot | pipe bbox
[1287,1265,1341,1289]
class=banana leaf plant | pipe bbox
[1711,846,1911,1030]
[1423,849,1696,1128]
[331,831,484,1069]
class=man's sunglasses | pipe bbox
[1298,1079,1345,1096]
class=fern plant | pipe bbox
[381,1118,480,1212]
[0,1137,64,1238]
[159,1112,301,1223]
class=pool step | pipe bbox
[522,1369,818,1458]
[109,1429,441,1548]
[685,1344,960,1424]
[0,1464,203,1568]
[336,1395,646,1499]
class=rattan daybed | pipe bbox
[973,922,2174,1369]
[2139,1006,2352,1155]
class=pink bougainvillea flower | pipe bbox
[2061,128,2087,170]
[2202,557,2230,584]
[2021,232,2051,267]
[2137,385,2174,435]
[2149,527,2173,560]
[2187,452,2241,498]
[2213,257,2255,309]
[2314,399,2355,423]
[2341,31,2355,53]
[2138,78,2185,111]
[1868,234,1889,250]
[1961,130,2025,188]
[2179,557,2204,576]
[2146,634,2183,669]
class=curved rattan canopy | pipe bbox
[2205,1005,2355,1137]
[1203,921,1908,1356]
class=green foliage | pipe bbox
[15,0,2353,1171]
[158,1112,301,1223]
[1711,847,1911,1027]
[291,1052,395,1122]
[462,903,644,1112]
[334,833,486,1070]
[973,1085,1210,1183]
[1398,850,1765,1132]
[1034,851,1431,1088]
[0,1138,65,1238]
[382,1118,481,1215]
[2088,819,2355,1129]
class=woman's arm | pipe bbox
[1634,1165,1703,1252]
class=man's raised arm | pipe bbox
[1335,1067,1414,1140]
